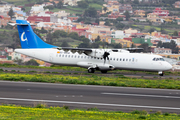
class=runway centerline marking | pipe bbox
[0,97,179,110]
[102,93,180,99]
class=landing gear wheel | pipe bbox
[159,73,164,76]
[158,71,164,76]
[88,68,95,73]
[101,70,107,73]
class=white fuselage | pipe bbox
[15,48,172,72]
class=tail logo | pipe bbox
[21,32,27,41]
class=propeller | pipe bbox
[103,51,110,64]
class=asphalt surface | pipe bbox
[0,67,179,79]
[0,81,180,113]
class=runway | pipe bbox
[0,81,180,113]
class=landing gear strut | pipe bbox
[101,70,107,73]
[88,68,95,73]
[158,71,164,76]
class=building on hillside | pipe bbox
[0,5,12,13]
[132,38,153,46]
[0,16,11,26]
[27,16,50,24]
[111,30,125,39]
[53,11,70,18]
[63,0,81,6]
[119,4,133,14]
[124,28,138,34]
[102,1,120,14]
[108,12,125,19]
[153,8,169,17]
[153,47,172,54]
[173,1,180,8]
[134,10,145,17]
[112,38,133,47]
[30,4,45,15]
[162,16,173,23]
[68,16,78,21]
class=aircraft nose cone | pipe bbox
[166,62,172,70]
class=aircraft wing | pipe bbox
[125,48,143,53]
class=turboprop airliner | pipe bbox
[13,20,172,76]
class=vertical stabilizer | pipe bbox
[16,20,56,49]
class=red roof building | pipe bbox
[27,16,50,23]
[108,13,125,19]
[153,8,169,16]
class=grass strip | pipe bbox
[0,72,180,89]
[0,63,180,76]
[0,105,179,120]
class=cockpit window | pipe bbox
[159,58,165,61]
[153,58,165,61]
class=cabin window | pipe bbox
[110,58,112,60]
[84,56,86,59]
[68,55,70,57]
[120,58,121,61]
[78,56,80,58]
[113,58,115,61]
[62,55,64,57]
[129,59,131,61]
[81,56,83,58]
[126,59,128,61]
[132,58,135,62]
[117,58,118,61]
[153,58,156,61]
[65,55,67,57]
[91,56,93,59]
[59,55,61,57]
[123,59,125,61]
[74,55,76,58]
[71,55,73,58]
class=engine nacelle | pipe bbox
[97,64,115,70]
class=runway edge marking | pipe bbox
[0,97,180,110]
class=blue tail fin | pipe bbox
[16,20,57,49]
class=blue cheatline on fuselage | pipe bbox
[16,20,57,49]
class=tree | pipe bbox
[133,0,139,4]
[57,1,63,9]
[78,42,90,48]
[95,36,101,42]
[148,28,156,33]
[113,43,122,48]
[104,20,111,26]
[116,23,125,30]
[157,41,162,48]
[68,32,79,40]
[77,1,88,8]
[46,32,53,44]
[25,59,39,66]
[95,18,99,25]
[61,41,69,47]
[84,7,97,18]
[8,8,14,20]
[139,43,150,53]
[173,31,178,36]
[123,11,130,21]
[103,7,107,12]
[116,17,123,22]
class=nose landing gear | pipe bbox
[158,71,164,76]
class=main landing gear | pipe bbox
[88,68,108,74]
[88,68,95,73]
[158,71,164,76]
